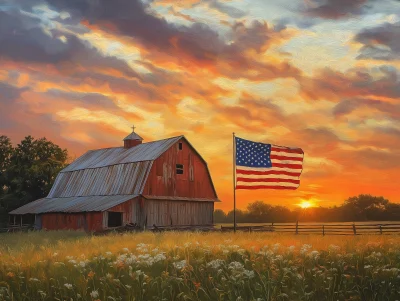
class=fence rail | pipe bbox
[220,222,400,235]
[0,224,34,233]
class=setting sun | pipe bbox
[299,201,314,209]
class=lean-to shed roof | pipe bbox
[9,195,139,214]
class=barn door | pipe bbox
[35,214,42,230]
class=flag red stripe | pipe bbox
[236,185,297,190]
[237,177,300,184]
[271,163,303,169]
[271,147,303,154]
[236,169,301,177]
[270,155,303,162]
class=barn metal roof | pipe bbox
[48,161,152,198]
[142,195,221,202]
[63,136,182,172]
[9,195,139,214]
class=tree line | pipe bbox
[214,194,400,223]
[0,135,68,226]
[1,135,399,227]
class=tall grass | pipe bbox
[1,231,400,300]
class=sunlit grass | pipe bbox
[0,231,400,300]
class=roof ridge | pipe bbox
[85,135,184,153]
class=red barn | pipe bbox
[9,130,220,232]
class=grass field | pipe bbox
[1,231,400,301]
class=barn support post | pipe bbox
[233,132,237,233]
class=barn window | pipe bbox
[107,212,123,228]
[176,164,184,174]
[189,166,194,181]
[179,142,183,150]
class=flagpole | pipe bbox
[233,132,236,233]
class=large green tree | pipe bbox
[0,136,13,194]
[0,135,68,210]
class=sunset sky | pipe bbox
[1,0,400,211]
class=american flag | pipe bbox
[235,137,304,190]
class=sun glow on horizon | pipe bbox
[298,200,314,209]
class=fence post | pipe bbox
[352,223,356,235]
[322,225,325,236]
[295,221,299,235]
[379,225,383,235]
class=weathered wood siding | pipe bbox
[41,212,103,232]
[143,199,214,227]
[143,139,217,198]
[104,197,140,228]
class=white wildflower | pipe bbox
[300,244,312,255]
[29,278,40,282]
[308,250,320,260]
[153,253,166,262]
[173,260,187,270]
[228,261,244,270]
[122,248,130,253]
[64,283,73,289]
[328,245,340,253]
[243,270,255,278]
[136,270,144,277]
[207,259,225,269]
[90,290,99,298]
[287,246,295,252]
[273,243,281,252]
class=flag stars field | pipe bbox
[235,136,304,190]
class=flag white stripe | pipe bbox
[237,166,302,173]
[271,159,303,164]
[271,145,300,149]
[270,151,304,158]
[236,181,299,187]
[237,174,299,180]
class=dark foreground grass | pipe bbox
[1,231,400,301]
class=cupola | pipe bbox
[123,125,143,148]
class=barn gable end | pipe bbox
[143,138,217,199]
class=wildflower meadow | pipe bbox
[1,231,400,301]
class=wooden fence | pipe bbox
[0,224,34,233]
[220,222,400,235]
